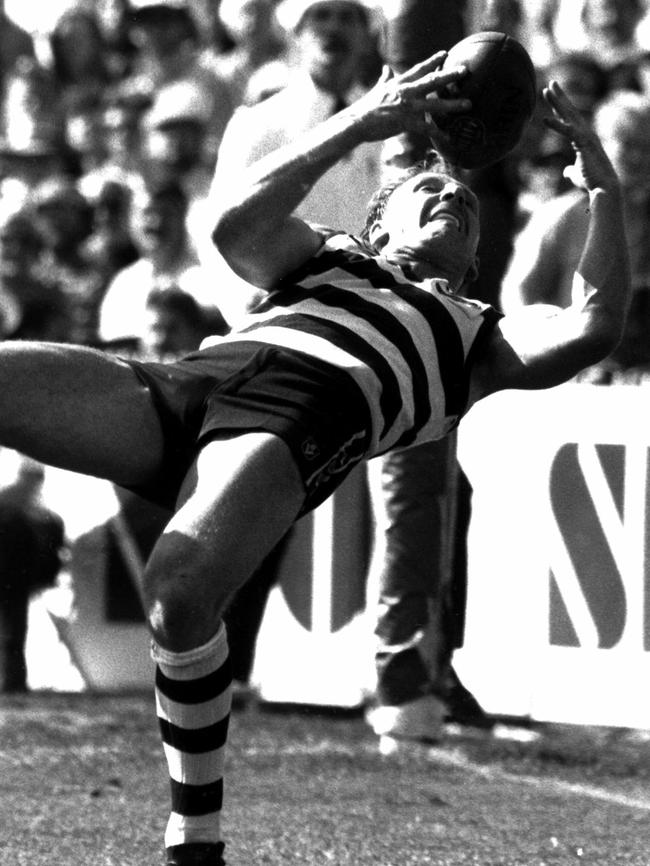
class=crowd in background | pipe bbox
[0,0,648,360]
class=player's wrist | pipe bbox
[587,185,622,206]
[328,101,377,146]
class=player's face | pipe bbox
[377,172,480,284]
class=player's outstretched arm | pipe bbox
[211,53,470,290]
[472,81,631,398]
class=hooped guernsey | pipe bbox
[204,231,503,458]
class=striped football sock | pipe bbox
[152,623,232,849]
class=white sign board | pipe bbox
[455,384,650,728]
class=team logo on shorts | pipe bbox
[306,430,368,491]
[301,436,321,460]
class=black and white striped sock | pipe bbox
[152,623,232,849]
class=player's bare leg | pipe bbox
[142,432,306,865]
[0,341,165,485]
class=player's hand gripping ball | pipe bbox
[432,31,537,170]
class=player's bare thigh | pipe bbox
[144,431,306,651]
[0,341,165,486]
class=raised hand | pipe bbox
[350,52,471,142]
[543,80,620,194]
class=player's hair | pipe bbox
[360,152,464,249]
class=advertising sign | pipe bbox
[455,385,650,728]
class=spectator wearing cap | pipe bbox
[98,177,228,350]
[142,80,215,198]
[142,79,222,271]
[125,0,235,159]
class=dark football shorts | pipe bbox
[125,340,372,516]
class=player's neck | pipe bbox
[386,250,460,288]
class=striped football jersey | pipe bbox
[215,233,502,457]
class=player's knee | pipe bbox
[142,546,229,650]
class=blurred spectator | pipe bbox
[0,55,67,211]
[141,78,216,242]
[45,8,124,179]
[79,84,152,194]
[545,50,611,117]
[0,206,70,341]
[214,0,288,107]
[63,90,108,176]
[125,0,235,159]
[0,0,36,102]
[48,6,115,109]
[502,88,650,381]
[189,0,239,54]
[0,135,69,225]
[141,285,217,359]
[31,176,104,345]
[93,0,140,79]
[142,77,232,274]
[530,0,648,81]
[242,0,384,104]
[207,0,385,325]
[215,0,383,252]
[0,455,66,693]
[99,176,228,347]
[82,177,140,292]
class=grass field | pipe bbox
[2,691,650,866]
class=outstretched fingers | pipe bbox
[401,65,468,102]
[397,68,471,131]
[357,55,470,142]
[542,80,587,142]
[542,79,619,192]
[397,51,448,82]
